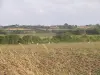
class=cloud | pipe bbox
[0,0,100,25]
[0,0,2,8]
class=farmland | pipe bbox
[1,1,100,75]
[0,42,100,75]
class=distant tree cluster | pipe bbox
[1,23,100,35]
[0,23,100,44]
[0,34,100,44]
[0,35,42,44]
[52,33,100,43]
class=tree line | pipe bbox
[0,34,100,44]
[1,23,100,35]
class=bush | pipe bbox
[41,38,51,43]
[0,36,5,44]
[22,35,41,44]
[0,34,100,44]
[4,35,20,44]
[22,35,33,44]
[31,36,41,43]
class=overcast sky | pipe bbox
[0,0,100,25]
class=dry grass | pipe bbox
[0,42,100,75]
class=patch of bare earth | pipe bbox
[0,43,100,75]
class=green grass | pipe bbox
[9,32,55,38]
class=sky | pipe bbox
[0,0,100,25]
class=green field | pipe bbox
[0,32,56,38]
[0,42,100,75]
[25,32,55,38]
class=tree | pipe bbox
[0,36,5,44]
[22,35,41,44]
[4,35,20,44]
[64,23,69,26]
[32,36,41,43]
[22,35,33,44]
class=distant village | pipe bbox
[0,23,99,35]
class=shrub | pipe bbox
[22,35,41,44]
[4,35,20,44]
